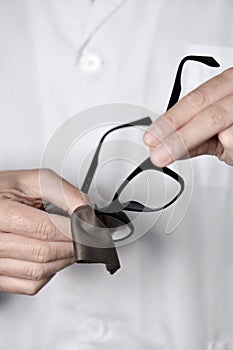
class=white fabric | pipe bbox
[0,0,233,349]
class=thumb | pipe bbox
[188,136,223,159]
[14,169,89,215]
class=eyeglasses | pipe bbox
[79,55,219,242]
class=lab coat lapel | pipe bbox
[79,0,128,52]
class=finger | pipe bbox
[16,169,90,215]
[144,68,233,147]
[0,200,72,241]
[0,275,52,295]
[150,93,233,166]
[218,124,233,152]
[179,137,223,159]
[0,233,75,263]
[0,256,75,280]
[217,124,233,165]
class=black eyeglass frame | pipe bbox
[81,55,220,241]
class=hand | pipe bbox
[0,169,88,295]
[144,68,233,166]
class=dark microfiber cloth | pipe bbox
[71,205,121,275]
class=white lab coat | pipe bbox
[1,0,233,349]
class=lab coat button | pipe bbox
[82,318,107,340]
[79,53,104,75]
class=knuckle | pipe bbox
[206,104,225,128]
[26,264,44,281]
[24,283,40,296]
[184,88,209,109]
[35,243,54,263]
[39,168,56,188]
[69,255,76,265]
[163,111,177,129]
[40,168,55,178]
[34,217,56,241]
[219,128,233,149]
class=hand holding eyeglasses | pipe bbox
[144,60,233,167]
[78,56,220,245]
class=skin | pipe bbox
[0,169,88,295]
[144,67,233,167]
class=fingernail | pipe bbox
[151,146,170,167]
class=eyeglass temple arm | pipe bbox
[167,55,220,110]
[81,116,152,193]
